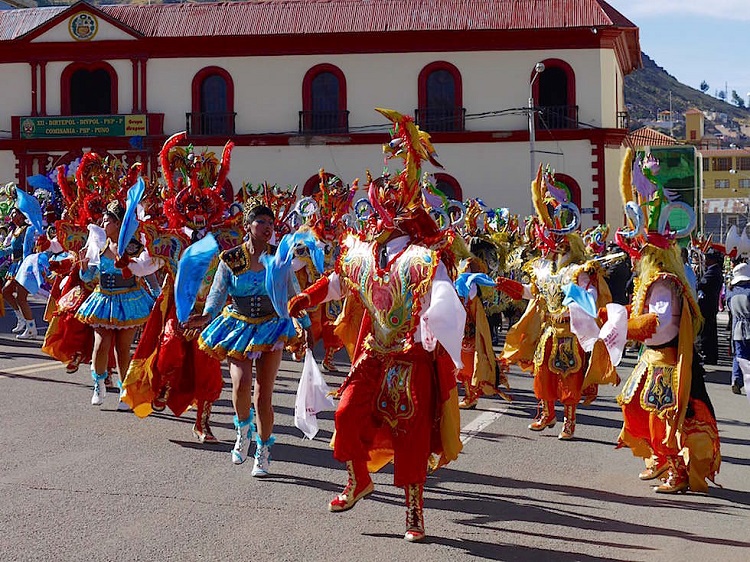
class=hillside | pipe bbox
[624,53,749,136]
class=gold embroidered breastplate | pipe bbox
[338,237,438,355]
[531,259,584,317]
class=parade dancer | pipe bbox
[293,169,354,371]
[498,166,613,440]
[289,109,465,542]
[1,204,34,338]
[76,200,160,409]
[615,149,720,493]
[122,133,236,444]
[186,200,314,476]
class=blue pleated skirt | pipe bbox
[75,286,155,329]
[198,305,296,361]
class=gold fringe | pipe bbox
[620,147,635,207]
[530,165,551,227]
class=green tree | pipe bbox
[700,80,709,93]
[731,90,746,108]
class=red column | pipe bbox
[132,58,139,113]
[39,62,47,116]
[140,59,147,113]
[30,62,38,116]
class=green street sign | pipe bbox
[19,114,147,139]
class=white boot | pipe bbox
[231,410,255,465]
[11,310,25,334]
[251,435,275,477]
[91,372,107,406]
[115,379,131,411]
[16,319,37,340]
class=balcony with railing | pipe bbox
[414,107,466,132]
[536,105,579,130]
[298,110,349,134]
[617,111,630,130]
[185,112,237,136]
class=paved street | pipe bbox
[1,299,750,561]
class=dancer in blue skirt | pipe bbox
[187,201,311,476]
[76,201,160,409]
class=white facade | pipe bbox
[0,1,640,230]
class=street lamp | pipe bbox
[529,62,545,184]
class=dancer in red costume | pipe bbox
[289,109,465,542]
[123,133,238,443]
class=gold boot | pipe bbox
[329,460,373,512]
[404,483,425,542]
[654,457,689,494]
[558,404,576,440]
[192,400,218,443]
[528,400,556,431]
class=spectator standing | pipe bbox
[697,248,724,364]
[726,261,750,395]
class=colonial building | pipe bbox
[0,0,640,226]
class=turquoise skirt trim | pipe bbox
[199,306,296,361]
[75,286,155,329]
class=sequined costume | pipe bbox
[0,224,28,280]
[324,233,464,481]
[199,243,301,361]
[503,256,611,437]
[76,253,158,329]
[122,134,235,434]
[614,147,720,493]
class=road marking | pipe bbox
[0,361,63,377]
[460,402,510,445]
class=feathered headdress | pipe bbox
[160,132,233,231]
[58,152,142,227]
[529,164,582,255]
[616,148,696,259]
[366,108,443,241]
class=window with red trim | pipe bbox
[301,64,348,134]
[417,62,464,132]
[433,173,463,200]
[549,173,582,210]
[533,59,578,130]
[191,67,235,135]
[61,62,117,115]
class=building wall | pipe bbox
[147,48,611,137]
[0,64,31,134]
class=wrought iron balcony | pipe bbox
[617,111,630,130]
[186,112,237,135]
[536,105,579,130]
[298,110,350,134]
[414,107,466,132]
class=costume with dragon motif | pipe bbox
[500,166,615,440]
[288,108,464,542]
[122,132,238,443]
[615,148,720,493]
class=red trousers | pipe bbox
[334,347,436,487]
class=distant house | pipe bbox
[0,0,641,227]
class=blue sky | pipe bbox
[606,0,750,108]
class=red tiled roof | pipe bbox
[623,127,680,148]
[0,0,638,40]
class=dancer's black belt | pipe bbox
[100,273,137,290]
[232,295,276,318]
